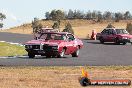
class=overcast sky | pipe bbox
[0,0,132,28]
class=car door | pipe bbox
[66,34,76,54]
[108,29,116,42]
[101,29,109,41]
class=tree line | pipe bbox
[0,13,6,28]
[45,9,132,22]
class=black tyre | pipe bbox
[99,37,104,44]
[52,55,56,58]
[72,46,80,57]
[28,53,35,58]
[122,42,127,45]
[79,77,91,86]
[57,49,65,58]
[46,55,51,58]
[115,38,120,45]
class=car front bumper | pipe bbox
[119,38,132,43]
[25,49,59,55]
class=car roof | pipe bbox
[42,32,72,35]
[41,28,53,30]
[104,28,125,30]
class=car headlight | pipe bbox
[25,45,32,49]
[122,37,128,39]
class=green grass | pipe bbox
[0,42,27,56]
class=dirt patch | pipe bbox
[0,66,131,88]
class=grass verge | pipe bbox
[0,66,131,88]
[0,42,27,56]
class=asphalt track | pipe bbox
[0,32,132,66]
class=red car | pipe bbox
[96,28,132,45]
[25,32,83,58]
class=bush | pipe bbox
[106,23,115,28]
[0,23,3,28]
[126,23,132,34]
[63,22,74,34]
[52,21,60,29]
[32,18,43,33]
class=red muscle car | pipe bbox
[25,32,83,58]
[96,28,132,45]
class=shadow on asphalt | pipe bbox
[86,41,126,45]
[86,41,101,44]
[6,56,69,60]
[82,39,91,40]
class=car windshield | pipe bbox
[116,29,129,34]
[38,33,66,40]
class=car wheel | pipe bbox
[28,53,35,58]
[46,55,51,58]
[115,38,120,45]
[122,42,127,45]
[72,46,80,57]
[57,49,65,58]
[52,55,56,58]
[99,37,104,44]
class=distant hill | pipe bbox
[0,19,130,38]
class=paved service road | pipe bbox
[0,32,132,66]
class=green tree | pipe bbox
[106,23,115,28]
[97,11,103,22]
[67,9,74,19]
[85,11,92,20]
[52,21,60,29]
[115,12,123,22]
[103,11,112,20]
[45,12,50,20]
[91,11,98,19]
[0,23,3,28]
[73,10,84,19]
[126,23,132,34]
[124,11,131,20]
[63,22,74,34]
[0,13,6,28]
[50,10,65,21]
[31,18,43,33]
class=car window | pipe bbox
[54,34,66,40]
[101,29,106,34]
[116,29,129,34]
[109,29,116,34]
[39,33,66,40]
[101,29,109,34]
[67,34,75,41]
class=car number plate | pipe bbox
[38,51,45,53]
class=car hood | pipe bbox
[117,34,132,38]
[25,39,65,45]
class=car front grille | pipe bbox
[43,45,52,50]
[32,45,40,49]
